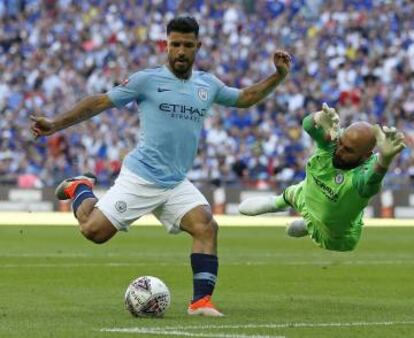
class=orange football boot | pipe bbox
[55,173,97,200]
[187,295,224,317]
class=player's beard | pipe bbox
[170,57,192,77]
[332,153,361,170]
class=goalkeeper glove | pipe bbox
[314,102,340,140]
[373,125,406,168]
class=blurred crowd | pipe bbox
[1,0,413,190]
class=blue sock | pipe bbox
[72,184,96,218]
[191,253,218,302]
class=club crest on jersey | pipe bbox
[198,87,208,101]
[335,173,344,184]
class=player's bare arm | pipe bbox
[30,94,114,139]
[235,50,291,108]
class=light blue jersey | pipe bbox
[107,65,241,188]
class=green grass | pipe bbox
[0,225,413,338]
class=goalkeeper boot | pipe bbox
[55,173,97,200]
[187,295,224,317]
[287,219,308,237]
[239,196,286,216]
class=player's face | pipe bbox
[333,136,365,170]
[167,31,200,78]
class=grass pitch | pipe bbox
[0,224,413,338]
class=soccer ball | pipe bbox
[124,276,171,317]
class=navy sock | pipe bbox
[191,253,218,302]
[72,184,96,218]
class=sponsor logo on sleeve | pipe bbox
[157,87,171,92]
[197,87,208,101]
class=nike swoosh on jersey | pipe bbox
[157,88,172,92]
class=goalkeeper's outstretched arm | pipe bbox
[373,125,406,172]
[302,103,340,149]
[355,125,406,198]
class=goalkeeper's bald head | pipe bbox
[346,122,377,153]
[333,122,376,170]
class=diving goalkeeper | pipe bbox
[239,104,406,251]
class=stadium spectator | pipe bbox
[0,0,413,189]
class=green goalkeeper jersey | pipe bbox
[301,115,386,249]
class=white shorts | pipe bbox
[95,167,209,233]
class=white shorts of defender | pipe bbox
[95,167,209,233]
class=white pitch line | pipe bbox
[2,260,414,269]
[101,327,284,338]
[283,260,414,265]
[158,320,414,330]
[0,262,177,268]
[2,251,412,259]
[2,212,414,227]
[0,252,185,258]
[101,320,414,336]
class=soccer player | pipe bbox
[239,103,406,252]
[30,16,291,316]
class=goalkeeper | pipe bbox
[239,104,406,251]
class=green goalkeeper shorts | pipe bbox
[283,182,360,251]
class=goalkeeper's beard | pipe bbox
[332,156,359,170]
[332,150,363,170]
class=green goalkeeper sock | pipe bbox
[274,195,288,210]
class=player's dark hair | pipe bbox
[167,16,199,38]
